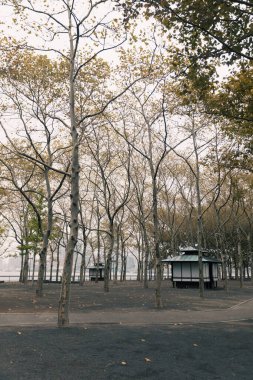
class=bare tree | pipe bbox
[85,125,131,292]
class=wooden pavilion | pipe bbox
[88,263,105,281]
[162,247,221,288]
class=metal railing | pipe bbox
[0,275,20,282]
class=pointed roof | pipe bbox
[179,246,208,254]
[162,255,221,263]
[162,247,221,263]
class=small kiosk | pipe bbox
[89,263,105,281]
[162,247,221,288]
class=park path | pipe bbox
[0,297,252,327]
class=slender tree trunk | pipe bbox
[192,130,204,298]
[228,257,232,279]
[104,224,114,293]
[122,248,127,281]
[95,212,101,283]
[36,170,53,296]
[249,233,253,284]
[73,252,78,282]
[58,4,79,326]
[141,221,150,289]
[23,249,29,284]
[113,225,120,283]
[58,141,79,325]
[32,249,36,286]
[50,248,54,282]
[220,238,228,291]
[79,237,87,285]
[136,234,141,281]
[235,260,239,280]
[214,215,228,292]
[79,201,88,285]
[120,252,124,281]
[56,239,60,283]
[237,228,244,288]
[140,235,144,282]
[251,251,253,284]
[19,251,24,283]
[150,171,162,308]
[36,219,52,295]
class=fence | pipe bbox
[0,275,20,282]
[0,273,140,283]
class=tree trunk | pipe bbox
[237,228,243,288]
[49,247,54,282]
[36,225,52,296]
[142,222,150,289]
[249,233,253,284]
[19,252,24,283]
[32,250,36,286]
[151,171,162,308]
[192,130,204,298]
[113,225,120,283]
[58,4,79,326]
[36,170,53,296]
[122,248,127,281]
[22,249,29,284]
[73,252,78,282]
[57,136,79,324]
[56,239,60,283]
[136,235,141,282]
[79,237,87,285]
[104,224,114,293]
[95,213,101,283]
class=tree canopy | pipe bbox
[119,0,253,63]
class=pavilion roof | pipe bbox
[162,255,221,263]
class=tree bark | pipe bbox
[36,191,53,296]
[192,129,204,298]
[104,223,114,292]
[58,3,79,326]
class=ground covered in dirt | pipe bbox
[0,280,252,313]
[0,280,252,379]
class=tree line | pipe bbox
[0,0,252,326]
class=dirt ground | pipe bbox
[0,279,252,314]
[0,280,253,380]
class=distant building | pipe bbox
[162,247,221,288]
